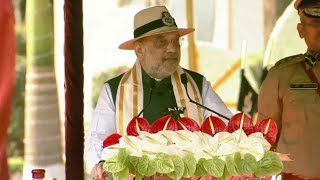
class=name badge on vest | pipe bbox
[167,106,185,114]
[290,83,318,90]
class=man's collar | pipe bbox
[304,49,320,68]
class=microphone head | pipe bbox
[180,73,188,85]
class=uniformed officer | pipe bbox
[258,0,320,179]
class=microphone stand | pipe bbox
[181,74,230,120]
[137,79,156,117]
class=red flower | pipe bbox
[228,112,254,135]
[200,115,227,136]
[254,118,278,144]
[126,117,150,136]
[150,115,178,133]
[102,133,122,148]
[177,117,200,132]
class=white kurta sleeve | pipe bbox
[201,77,233,124]
[84,83,117,173]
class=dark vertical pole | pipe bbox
[64,0,84,179]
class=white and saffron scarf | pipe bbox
[115,61,203,135]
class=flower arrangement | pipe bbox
[101,113,288,180]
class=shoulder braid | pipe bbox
[274,54,304,67]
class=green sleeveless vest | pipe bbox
[106,68,203,124]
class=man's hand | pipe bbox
[91,161,110,180]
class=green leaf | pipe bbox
[203,157,225,178]
[127,156,144,179]
[225,155,239,176]
[112,168,129,180]
[137,155,158,177]
[103,155,126,173]
[182,155,197,178]
[103,148,129,173]
[255,151,283,177]
[118,148,129,164]
[155,153,174,174]
[194,158,206,177]
[167,156,185,180]
[134,172,144,180]
[126,156,139,172]
[234,152,257,175]
[219,167,232,180]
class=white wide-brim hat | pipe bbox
[119,6,195,50]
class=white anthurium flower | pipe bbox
[139,131,168,145]
[182,140,206,158]
[119,136,141,150]
[158,130,176,145]
[108,128,271,162]
[195,131,212,146]
[175,130,196,142]
[130,150,144,157]
[160,130,198,156]
[101,144,121,160]
[119,133,164,159]
[211,131,235,146]
[215,141,238,157]
[160,130,196,153]
[161,144,181,156]
[213,131,239,157]
[211,132,237,157]
[140,139,164,153]
[238,136,265,161]
[194,132,217,157]
[194,149,213,160]
[232,129,248,143]
[170,130,195,146]
[119,136,144,156]
[248,132,271,151]
[187,131,212,151]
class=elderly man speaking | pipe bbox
[85,6,232,180]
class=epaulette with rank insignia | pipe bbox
[274,54,304,67]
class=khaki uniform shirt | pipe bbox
[258,54,320,179]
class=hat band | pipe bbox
[302,7,320,18]
[134,18,177,38]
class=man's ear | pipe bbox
[297,23,304,39]
[134,41,145,58]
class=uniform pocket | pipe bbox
[280,90,315,144]
[281,114,304,144]
[286,90,317,104]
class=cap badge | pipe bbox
[162,12,175,26]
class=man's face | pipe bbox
[298,12,320,52]
[136,32,181,79]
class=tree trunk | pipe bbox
[23,0,64,179]
[263,0,277,47]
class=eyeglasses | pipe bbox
[142,37,184,49]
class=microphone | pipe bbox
[137,78,156,117]
[180,73,230,120]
